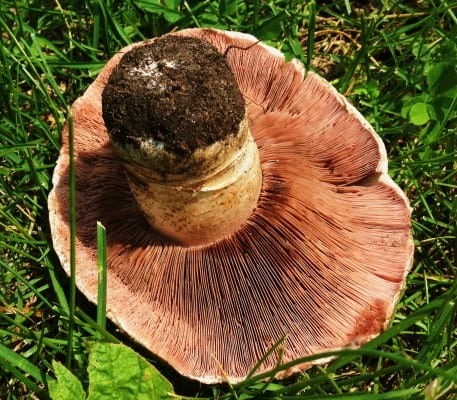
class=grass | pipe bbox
[0,0,456,398]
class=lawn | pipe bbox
[1,0,456,399]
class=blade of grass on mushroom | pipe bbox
[75,308,120,343]
[272,348,454,396]
[66,107,76,369]
[238,317,457,392]
[96,221,108,338]
[231,335,287,397]
[243,334,287,381]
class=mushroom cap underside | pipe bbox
[48,28,414,384]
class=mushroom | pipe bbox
[101,35,262,246]
[48,28,414,384]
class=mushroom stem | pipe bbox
[102,35,262,246]
[124,119,261,246]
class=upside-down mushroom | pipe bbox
[48,28,414,384]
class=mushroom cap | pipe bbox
[48,28,414,384]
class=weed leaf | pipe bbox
[135,1,182,23]
[87,342,174,400]
[48,361,86,400]
[426,62,457,97]
[409,102,432,126]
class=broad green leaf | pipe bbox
[164,0,181,9]
[161,0,184,24]
[420,96,456,124]
[255,13,287,41]
[401,95,413,119]
[48,361,86,400]
[401,93,428,120]
[219,0,238,16]
[420,121,442,145]
[135,1,182,23]
[412,41,431,59]
[418,121,441,160]
[409,102,431,126]
[284,36,305,61]
[366,80,380,99]
[426,62,457,97]
[87,342,174,400]
[238,394,254,400]
[248,382,285,392]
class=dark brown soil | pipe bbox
[102,35,245,157]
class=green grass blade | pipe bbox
[0,342,44,385]
[96,221,108,337]
[66,108,76,369]
[305,0,316,71]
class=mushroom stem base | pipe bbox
[123,131,262,247]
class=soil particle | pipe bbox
[102,35,245,157]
